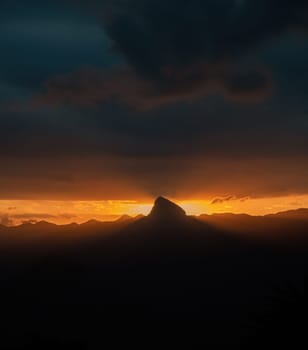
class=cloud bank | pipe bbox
[36,0,308,108]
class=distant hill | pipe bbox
[265,208,308,220]
[199,208,308,240]
[0,197,308,348]
[0,198,307,251]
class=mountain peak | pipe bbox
[148,197,186,221]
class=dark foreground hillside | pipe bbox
[0,198,307,349]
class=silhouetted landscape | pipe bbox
[0,197,307,349]
[2,0,308,347]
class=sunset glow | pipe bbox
[2,195,308,226]
[1,1,308,348]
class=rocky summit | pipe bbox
[148,196,186,221]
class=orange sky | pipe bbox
[1,195,308,226]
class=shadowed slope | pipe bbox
[148,196,186,221]
[0,198,308,349]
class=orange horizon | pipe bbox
[1,194,308,226]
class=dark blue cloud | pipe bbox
[93,0,308,93]
[31,0,308,109]
[0,0,308,199]
[0,0,120,100]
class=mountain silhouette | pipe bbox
[116,215,133,223]
[102,197,225,259]
[1,199,308,250]
[148,196,186,221]
[0,198,308,349]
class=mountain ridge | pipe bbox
[1,197,308,229]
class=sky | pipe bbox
[1,0,308,224]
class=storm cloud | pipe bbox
[1,0,308,201]
[33,0,308,108]
[34,65,272,110]
[69,0,307,106]
[97,0,308,74]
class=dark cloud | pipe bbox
[69,0,307,106]
[1,0,308,201]
[33,65,272,110]
[225,68,272,102]
[211,195,250,205]
[0,0,118,104]
[97,0,308,72]
[211,196,237,205]
[2,89,308,163]
[1,153,308,201]
[34,0,308,108]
